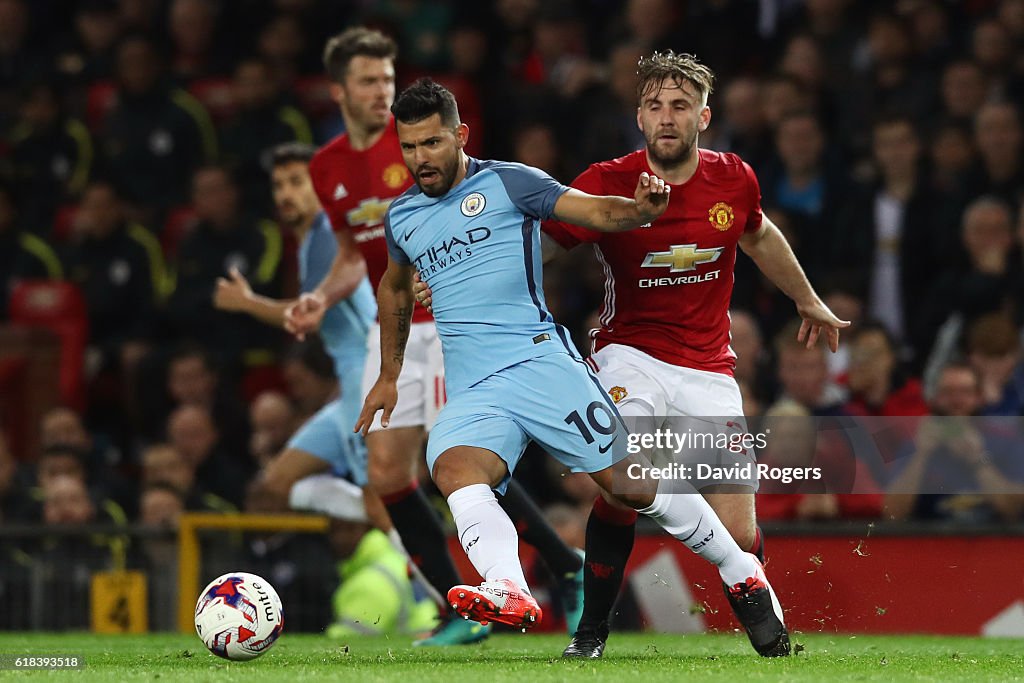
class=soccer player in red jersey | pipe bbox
[549,52,847,659]
[416,51,847,657]
[284,28,586,646]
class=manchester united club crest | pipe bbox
[708,201,735,231]
[609,386,628,403]
[382,163,409,189]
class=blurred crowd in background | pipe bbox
[2,0,1024,546]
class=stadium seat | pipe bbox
[188,77,237,124]
[0,356,30,459]
[241,363,287,404]
[85,81,118,132]
[293,75,336,123]
[51,204,81,243]
[8,281,90,411]
[161,205,200,257]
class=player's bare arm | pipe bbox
[214,267,295,327]
[413,233,568,311]
[354,256,415,435]
[284,228,368,339]
[553,172,669,232]
[738,215,850,352]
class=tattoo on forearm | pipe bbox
[602,210,637,229]
[392,305,411,365]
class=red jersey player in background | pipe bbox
[284,27,586,646]
[416,51,847,658]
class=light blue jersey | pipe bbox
[384,158,574,393]
[383,159,627,491]
[299,212,376,378]
[289,211,375,482]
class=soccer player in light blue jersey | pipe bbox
[214,143,383,525]
[356,79,786,635]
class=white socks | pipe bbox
[447,483,530,591]
[638,490,759,587]
[288,474,368,522]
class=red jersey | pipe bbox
[543,149,763,375]
[310,121,432,323]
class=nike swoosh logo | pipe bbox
[403,225,418,240]
[598,436,618,453]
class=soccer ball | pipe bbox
[194,572,284,661]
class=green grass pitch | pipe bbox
[0,632,1020,682]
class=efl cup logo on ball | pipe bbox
[194,572,284,661]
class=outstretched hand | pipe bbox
[284,291,327,340]
[213,267,252,312]
[796,299,851,353]
[634,172,670,222]
[354,377,399,436]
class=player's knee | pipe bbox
[257,475,292,507]
[590,465,656,509]
[600,488,635,511]
[431,452,502,498]
[724,516,756,552]
[430,456,468,498]
[370,458,413,491]
[262,462,299,499]
[607,489,655,510]
[367,454,415,493]
[710,503,755,550]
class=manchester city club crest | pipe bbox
[461,192,486,217]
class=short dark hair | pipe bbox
[141,480,187,504]
[636,51,715,105]
[764,71,805,92]
[235,54,276,76]
[850,319,898,351]
[117,31,163,60]
[323,26,397,83]
[192,163,238,188]
[872,112,918,136]
[83,178,122,199]
[778,109,822,129]
[284,338,335,380]
[938,360,981,386]
[773,318,824,356]
[169,342,214,372]
[966,312,1020,356]
[391,78,460,127]
[944,58,984,78]
[40,443,88,463]
[270,142,316,168]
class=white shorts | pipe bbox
[589,344,755,489]
[361,321,446,433]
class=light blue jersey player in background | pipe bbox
[215,142,383,526]
[357,79,788,644]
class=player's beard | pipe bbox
[645,126,698,170]
[279,215,305,230]
[276,202,303,229]
[415,155,460,197]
